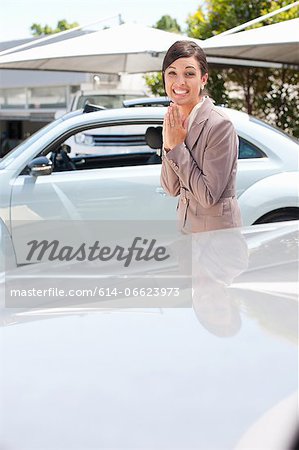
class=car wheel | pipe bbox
[254,208,299,224]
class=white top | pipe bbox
[187,96,207,132]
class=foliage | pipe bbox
[144,72,165,97]
[255,68,299,137]
[206,69,229,106]
[30,19,79,36]
[153,15,181,33]
[186,0,299,39]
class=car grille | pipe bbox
[92,134,147,146]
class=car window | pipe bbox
[238,137,265,159]
[65,123,152,156]
[47,122,162,173]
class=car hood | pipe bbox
[1,222,298,450]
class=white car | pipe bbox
[0,102,298,252]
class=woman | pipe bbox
[161,40,242,233]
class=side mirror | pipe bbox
[28,156,53,177]
[145,126,163,158]
[145,126,163,150]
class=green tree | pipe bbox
[154,15,181,33]
[186,0,299,38]
[144,72,165,97]
[186,0,299,136]
[30,19,79,36]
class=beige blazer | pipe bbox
[160,97,242,233]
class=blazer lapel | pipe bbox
[185,97,214,151]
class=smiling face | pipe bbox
[164,56,208,110]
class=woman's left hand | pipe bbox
[163,104,187,151]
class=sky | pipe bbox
[0,0,202,42]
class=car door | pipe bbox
[10,164,176,222]
[9,118,177,265]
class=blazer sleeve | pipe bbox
[160,148,180,197]
[163,118,238,207]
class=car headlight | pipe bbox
[74,133,94,145]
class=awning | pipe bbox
[202,18,299,69]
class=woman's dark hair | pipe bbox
[162,40,209,94]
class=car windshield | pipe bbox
[0,119,62,170]
[77,94,144,109]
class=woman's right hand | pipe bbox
[163,104,187,152]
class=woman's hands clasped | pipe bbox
[163,103,188,152]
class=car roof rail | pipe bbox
[123,97,171,108]
[83,103,106,113]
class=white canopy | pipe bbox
[202,18,299,68]
[0,23,203,73]
[0,19,297,73]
